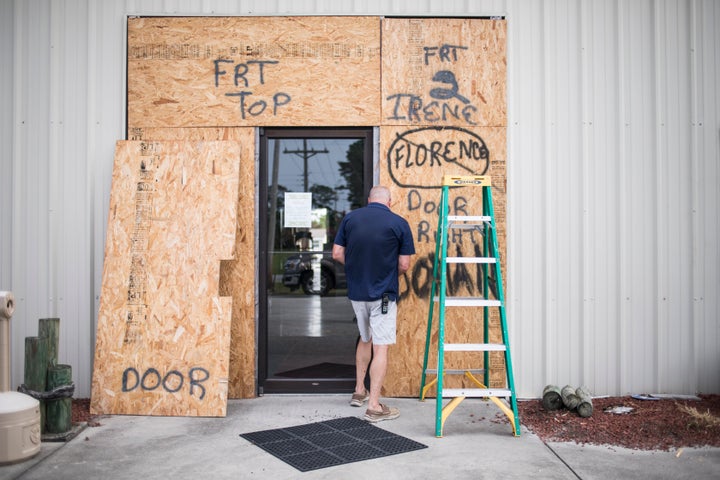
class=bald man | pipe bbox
[332,186,415,422]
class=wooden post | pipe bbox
[39,317,60,367]
[39,317,63,433]
[561,384,580,410]
[24,336,48,432]
[576,386,593,418]
[542,384,563,410]
[46,364,73,433]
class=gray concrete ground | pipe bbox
[1,395,718,480]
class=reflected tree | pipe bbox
[268,184,291,249]
[337,140,365,210]
[309,184,338,210]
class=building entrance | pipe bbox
[259,128,373,393]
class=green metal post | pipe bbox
[483,187,521,435]
[482,188,490,387]
[435,185,450,437]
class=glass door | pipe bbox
[259,128,372,393]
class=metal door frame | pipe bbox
[258,127,374,394]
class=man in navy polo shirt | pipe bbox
[332,186,415,422]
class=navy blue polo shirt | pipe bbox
[333,202,415,302]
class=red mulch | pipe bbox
[516,394,720,451]
[72,395,720,451]
[71,398,103,427]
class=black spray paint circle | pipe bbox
[386,126,490,189]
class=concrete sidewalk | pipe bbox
[2,395,718,479]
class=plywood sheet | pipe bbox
[382,18,506,127]
[377,18,508,397]
[134,128,257,399]
[90,140,241,416]
[119,16,509,401]
[127,16,381,128]
[379,125,508,397]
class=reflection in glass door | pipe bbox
[260,128,372,393]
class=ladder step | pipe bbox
[435,296,502,307]
[442,388,512,398]
[425,369,485,375]
[448,215,491,222]
[447,224,484,231]
[446,257,496,264]
[444,343,506,352]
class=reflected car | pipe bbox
[282,252,346,296]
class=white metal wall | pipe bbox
[507,0,720,397]
[1,0,717,399]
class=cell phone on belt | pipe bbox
[381,293,389,314]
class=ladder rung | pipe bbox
[444,343,507,352]
[442,388,512,398]
[425,369,485,375]
[446,257,496,264]
[448,215,491,222]
[435,297,502,307]
[447,224,484,231]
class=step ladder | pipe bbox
[419,175,520,437]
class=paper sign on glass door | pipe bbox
[284,192,312,228]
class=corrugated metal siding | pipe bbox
[1,0,718,399]
[0,2,14,290]
[690,0,720,395]
[508,0,720,398]
[121,0,507,17]
[11,0,55,385]
[2,0,129,399]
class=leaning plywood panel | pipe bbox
[381,18,506,127]
[134,127,257,399]
[90,140,240,416]
[127,16,381,128]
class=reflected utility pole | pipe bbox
[284,139,328,192]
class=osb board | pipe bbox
[129,127,250,143]
[132,127,257,398]
[122,16,509,401]
[127,16,381,129]
[379,126,508,397]
[132,128,257,399]
[381,18,506,127]
[90,140,240,416]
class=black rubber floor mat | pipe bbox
[240,416,427,472]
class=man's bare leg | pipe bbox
[355,338,372,395]
[367,344,388,411]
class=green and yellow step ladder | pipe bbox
[419,175,520,437]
